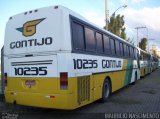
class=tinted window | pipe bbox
[131,48,133,58]
[132,47,135,59]
[85,27,96,51]
[137,50,139,59]
[103,35,110,54]
[120,42,124,56]
[115,40,120,56]
[96,32,103,53]
[110,39,116,55]
[72,22,85,50]
[123,44,127,57]
[129,47,133,58]
[134,48,137,59]
[126,45,130,57]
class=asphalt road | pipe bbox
[0,68,160,119]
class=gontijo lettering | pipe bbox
[10,37,53,49]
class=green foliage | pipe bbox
[121,28,126,39]
[108,14,126,40]
[139,38,147,51]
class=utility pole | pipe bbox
[105,0,127,31]
[105,0,109,30]
[135,26,146,47]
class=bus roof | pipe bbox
[8,5,134,48]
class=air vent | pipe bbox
[77,76,90,104]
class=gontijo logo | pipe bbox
[16,18,46,37]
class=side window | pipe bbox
[115,40,120,56]
[103,35,110,54]
[72,22,85,50]
[126,45,130,58]
[110,39,116,55]
[85,27,96,52]
[132,48,135,59]
[120,42,124,57]
[123,44,127,57]
[137,49,139,59]
[130,47,133,58]
[132,48,134,58]
[96,32,103,53]
[134,48,137,59]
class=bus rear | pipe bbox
[4,6,74,109]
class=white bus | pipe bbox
[138,48,152,77]
[4,5,140,110]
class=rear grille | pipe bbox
[77,76,90,104]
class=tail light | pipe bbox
[4,73,7,87]
[60,72,68,90]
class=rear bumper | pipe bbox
[5,91,76,110]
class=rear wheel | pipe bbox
[101,79,111,102]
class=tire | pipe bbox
[101,79,111,103]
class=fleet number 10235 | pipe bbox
[14,67,47,76]
[73,59,98,69]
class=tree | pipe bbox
[107,14,127,40]
[139,38,147,51]
[121,28,126,39]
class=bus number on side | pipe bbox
[73,59,98,69]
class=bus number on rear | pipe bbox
[14,67,47,76]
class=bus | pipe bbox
[4,5,140,110]
[152,56,159,71]
[138,48,152,77]
[1,47,4,96]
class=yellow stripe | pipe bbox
[5,69,129,110]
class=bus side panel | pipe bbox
[92,70,125,101]
[121,59,139,86]
[92,59,138,101]
[93,73,105,101]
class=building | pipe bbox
[149,45,160,58]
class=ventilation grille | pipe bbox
[77,76,90,104]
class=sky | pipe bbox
[0,0,160,51]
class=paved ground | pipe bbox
[0,68,160,119]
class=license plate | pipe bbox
[25,80,36,87]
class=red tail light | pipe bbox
[60,72,68,90]
[4,73,7,87]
